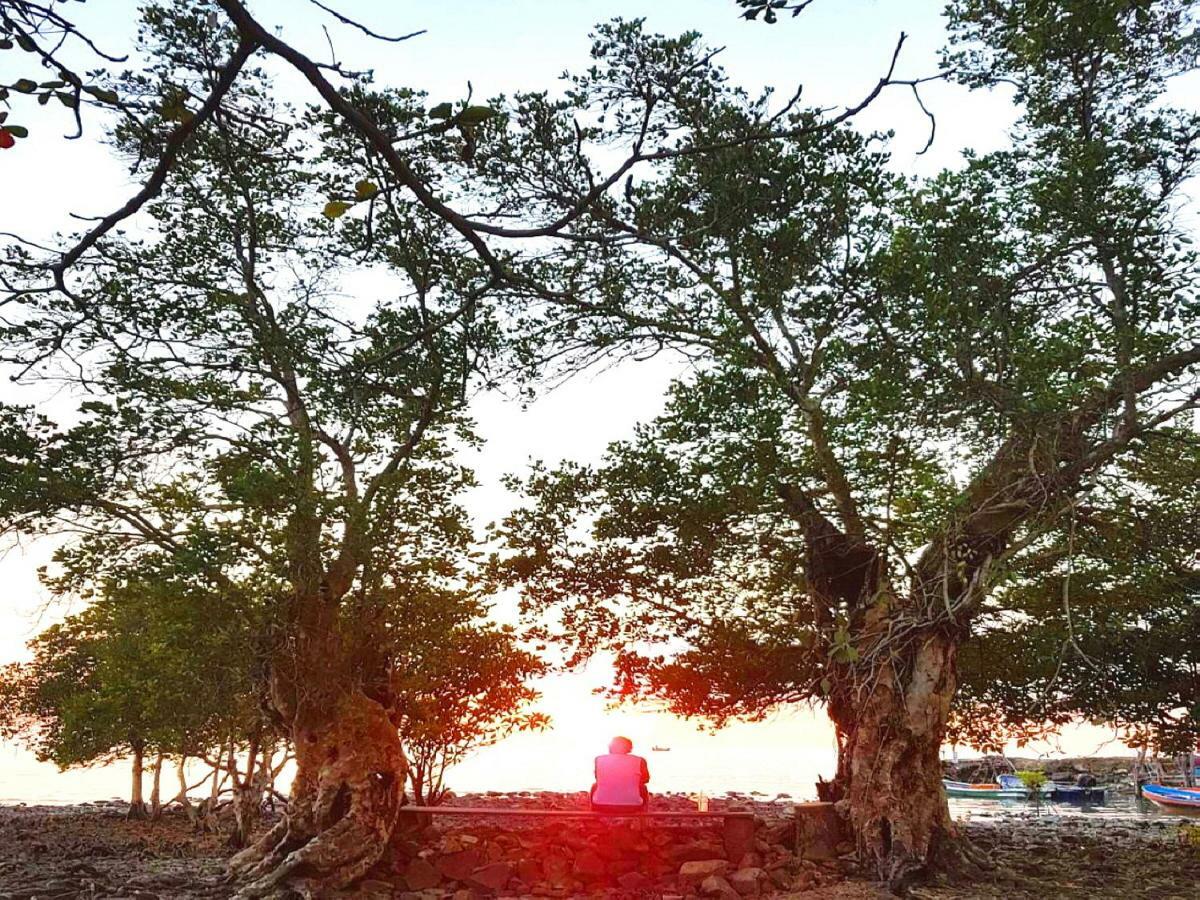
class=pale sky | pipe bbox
[0,1,1162,798]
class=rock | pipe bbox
[736,851,762,869]
[572,848,606,877]
[672,840,725,863]
[468,862,514,892]
[516,857,542,883]
[795,802,845,860]
[404,858,441,891]
[700,874,740,898]
[436,848,483,881]
[356,879,397,899]
[729,867,765,896]
[618,871,654,891]
[679,859,730,886]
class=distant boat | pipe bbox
[651,745,671,752]
[1141,783,1200,812]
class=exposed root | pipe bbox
[226,693,405,899]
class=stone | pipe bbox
[516,857,542,883]
[572,849,606,877]
[679,859,730,886]
[723,814,757,862]
[436,848,483,881]
[468,862,513,892]
[617,871,654,891]
[404,858,441,891]
[736,851,762,869]
[700,874,740,898]
[356,880,397,899]
[795,802,845,861]
[729,866,765,896]
[672,840,725,863]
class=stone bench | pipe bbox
[398,805,759,861]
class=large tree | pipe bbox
[2,1,933,892]
[1,5,496,894]
[490,3,1200,885]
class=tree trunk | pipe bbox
[826,627,984,890]
[227,604,407,900]
[150,752,165,820]
[127,741,147,820]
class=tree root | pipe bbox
[225,693,405,899]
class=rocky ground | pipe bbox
[0,793,1197,899]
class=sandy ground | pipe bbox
[0,801,1197,899]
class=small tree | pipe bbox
[393,622,548,805]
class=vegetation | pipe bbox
[1,0,1199,895]
[491,0,1200,884]
[951,434,1200,761]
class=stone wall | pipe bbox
[385,799,850,898]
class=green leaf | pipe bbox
[84,86,119,105]
[13,78,37,94]
[56,92,78,109]
[428,102,453,120]
[354,180,379,201]
[0,39,13,50]
[5,125,29,138]
[458,105,497,126]
[322,200,351,220]
[16,35,35,52]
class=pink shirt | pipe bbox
[592,752,649,806]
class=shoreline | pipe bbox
[2,793,1198,898]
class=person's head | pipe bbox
[608,736,633,755]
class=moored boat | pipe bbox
[1141,782,1200,812]
[943,776,1035,799]
[944,774,1104,802]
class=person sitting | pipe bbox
[590,736,650,813]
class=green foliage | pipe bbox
[489,7,1200,729]
[1016,770,1048,793]
[951,433,1200,756]
[0,563,270,769]
[391,596,548,804]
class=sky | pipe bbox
[0,0,1157,801]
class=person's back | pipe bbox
[590,736,649,812]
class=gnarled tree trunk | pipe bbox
[227,596,406,899]
[825,626,982,889]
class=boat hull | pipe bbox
[943,779,1105,802]
[1141,783,1200,812]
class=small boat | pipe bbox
[942,776,1035,799]
[651,745,671,752]
[1141,783,1200,812]
[944,774,1103,802]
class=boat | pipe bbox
[943,774,1105,802]
[943,776,1034,799]
[1141,783,1200,812]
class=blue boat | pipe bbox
[1141,782,1200,812]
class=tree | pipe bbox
[489,5,1200,885]
[950,432,1200,763]
[1,5,494,892]
[0,566,271,821]
[2,1,940,891]
[393,612,549,806]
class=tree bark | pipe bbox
[227,599,407,899]
[150,752,165,820]
[825,626,984,890]
[127,741,147,820]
